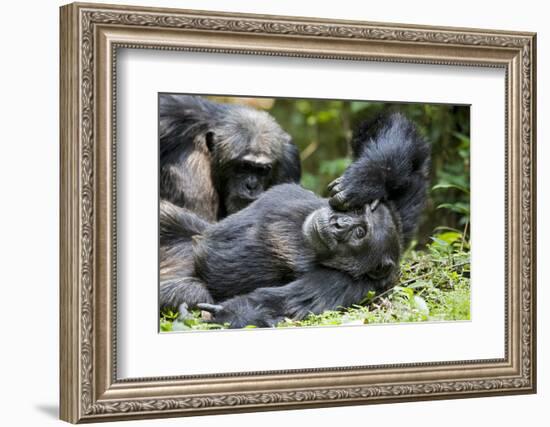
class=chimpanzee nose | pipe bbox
[368,259,395,280]
[245,177,259,192]
[330,215,353,240]
[331,215,352,229]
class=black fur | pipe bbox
[329,112,430,245]
[160,95,301,221]
[159,200,214,308]
[160,185,402,327]
[159,200,210,246]
[159,112,430,328]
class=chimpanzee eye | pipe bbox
[240,161,272,176]
[354,226,367,239]
[256,163,272,176]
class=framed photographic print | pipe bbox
[59,2,537,423]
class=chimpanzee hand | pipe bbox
[329,112,430,220]
[196,303,247,329]
[327,176,351,211]
[328,172,385,212]
[197,298,282,329]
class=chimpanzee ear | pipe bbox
[274,140,301,184]
[205,131,215,152]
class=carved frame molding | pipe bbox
[60,2,536,423]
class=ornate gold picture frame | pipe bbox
[60,2,536,423]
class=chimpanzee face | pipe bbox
[302,201,402,287]
[205,110,296,216]
[222,154,275,215]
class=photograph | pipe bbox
[158,94,471,331]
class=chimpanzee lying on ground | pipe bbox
[159,112,430,328]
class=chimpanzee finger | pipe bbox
[329,192,350,211]
[197,303,224,314]
[328,183,344,198]
[327,176,342,193]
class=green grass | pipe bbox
[160,231,470,332]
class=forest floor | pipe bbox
[160,231,470,332]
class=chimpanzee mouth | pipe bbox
[228,195,258,212]
[239,193,258,202]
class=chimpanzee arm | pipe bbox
[328,113,430,244]
[160,277,215,311]
[199,269,374,328]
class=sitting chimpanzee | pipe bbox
[160,95,301,222]
[159,112,430,328]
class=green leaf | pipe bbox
[316,110,337,123]
[160,308,180,321]
[403,287,414,300]
[433,226,462,234]
[306,115,317,126]
[393,286,414,300]
[358,290,377,306]
[300,172,319,192]
[350,102,370,113]
[437,202,470,215]
[436,231,463,244]
[452,132,470,145]
[407,280,433,289]
[160,321,173,332]
[432,182,470,195]
[183,318,199,327]
[319,158,352,176]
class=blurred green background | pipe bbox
[209,96,470,247]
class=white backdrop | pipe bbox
[117,50,505,377]
[0,0,546,426]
